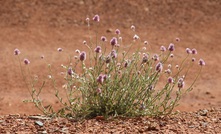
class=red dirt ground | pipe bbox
[0,0,221,133]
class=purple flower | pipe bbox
[133,34,139,40]
[175,38,180,42]
[168,77,174,84]
[79,51,86,61]
[115,29,120,35]
[41,55,44,59]
[142,53,149,63]
[110,37,117,46]
[168,43,175,51]
[160,46,166,52]
[192,48,197,54]
[67,67,73,76]
[144,41,148,45]
[192,58,196,62]
[186,48,192,54]
[198,59,205,66]
[57,48,63,52]
[94,46,102,53]
[155,62,163,72]
[178,78,185,89]
[106,55,111,63]
[97,74,107,84]
[97,88,102,94]
[93,14,100,22]
[131,25,135,31]
[14,48,20,55]
[124,61,129,68]
[24,58,30,65]
[110,50,117,58]
[170,54,174,58]
[152,54,159,61]
[101,36,107,42]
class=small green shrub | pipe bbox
[14,14,205,119]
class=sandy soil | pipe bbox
[0,0,221,133]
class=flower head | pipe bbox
[94,46,102,53]
[192,48,197,54]
[133,34,139,40]
[175,38,180,42]
[79,51,86,61]
[115,29,120,35]
[142,53,149,63]
[144,41,148,45]
[155,62,163,72]
[14,48,20,55]
[186,48,192,54]
[168,43,175,51]
[110,49,117,59]
[152,54,159,61]
[93,14,100,22]
[198,59,205,66]
[168,77,174,84]
[67,67,73,76]
[57,48,63,52]
[101,36,107,42]
[110,37,117,46]
[178,78,185,89]
[131,25,135,31]
[160,46,166,52]
[24,58,30,65]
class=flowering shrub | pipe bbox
[15,15,205,119]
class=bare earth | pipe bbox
[0,0,221,133]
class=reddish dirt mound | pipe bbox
[0,0,221,132]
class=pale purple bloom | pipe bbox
[93,14,100,22]
[115,29,120,35]
[131,25,135,31]
[124,61,129,68]
[41,55,44,59]
[94,46,102,53]
[142,53,149,63]
[97,74,107,84]
[168,77,174,84]
[14,48,20,55]
[110,49,117,58]
[97,88,102,93]
[186,48,192,54]
[67,67,73,76]
[79,51,86,61]
[192,48,197,54]
[75,49,80,53]
[144,41,148,45]
[101,36,107,42]
[175,38,180,42]
[106,55,111,63]
[97,75,104,84]
[24,58,30,65]
[83,40,87,45]
[160,46,166,52]
[57,48,63,52]
[86,17,90,22]
[165,69,171,74]
[152,54,159,61]
[170,54,174,58]
[198,59,205,66]
[110,37,117,46]
[168,43,175,51]
[192,58,196,62]
[178,78,185,89]
[155,62,163,72]
[133,34,139,40]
